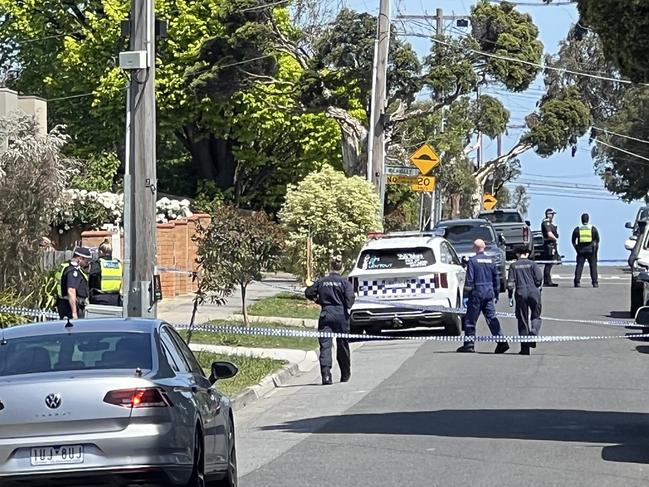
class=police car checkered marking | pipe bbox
[359,277,436,298]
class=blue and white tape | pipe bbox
[0,305,59,320]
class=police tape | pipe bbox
[0,305,59,320]
[177,323,649,343]
[257,281,642,328]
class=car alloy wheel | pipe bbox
[214,421,237,487]
[188,429,206,487]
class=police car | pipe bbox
[348,231,466,336]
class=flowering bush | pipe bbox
[53,189,193,232]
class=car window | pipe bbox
[444,242,461,265]
[0,332,152,376]
[166,327,204,376]
[438,224,496,245]
[439,243,453,264]
[160,328,189,373]
[357,247,436,270]
[479,212,522,223]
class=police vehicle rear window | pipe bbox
[441,224,496,244]
[357,248,436,270]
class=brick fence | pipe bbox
[81,214,211,299]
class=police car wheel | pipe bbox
[443,315,461,336]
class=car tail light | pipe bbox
[523,226,530,243]
[103,388,172,408]
[440,273,449,288]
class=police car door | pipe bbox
[439,241,466,304]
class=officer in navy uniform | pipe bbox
[56,247,92,319]
[541,208,559,287]
[88,239,123,306]
[457,239,509,354]
[507,246,543,355]
[305,255,355,385]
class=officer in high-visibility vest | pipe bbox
[571,213,600,288]
[55,247,92,319]
[88,240,123,306]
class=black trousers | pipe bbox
[319,326,351,377]
[574,252,598,285]
[543,243,558,285]
[56,298,85,319]
[514,289,542,337]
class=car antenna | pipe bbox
[0,328,6,346]
[65,317,74,328]
[135,367,143,377]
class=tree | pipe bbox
[0,112,77,289]
[279,165,382,279]
[194,205,284,326]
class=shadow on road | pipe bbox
[262,409,649,464]
[608,310,631,319]
[635,346,649,354]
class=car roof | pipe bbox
[436,218,492,226]
[1,318,164,339]
[478,209,519,214]
[361,234,444,250]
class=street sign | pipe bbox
[409,144,440,175]
[483,193,497,210]
[385,165,421,177]
[411,176,435,192]
[386,175,418,185]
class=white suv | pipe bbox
[348,232,466,336]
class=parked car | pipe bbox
[532,230,544,260]
[625,206,649,237]
[628,218,649,315]
[478,209,533,260]
[434,218,507,292]
[0,319,238,487]
[348,232,466,336]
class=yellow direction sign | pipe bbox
[412,176,435,192]
[409,144,440,175]
[483,193,498,210]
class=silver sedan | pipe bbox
[0,318,238,486]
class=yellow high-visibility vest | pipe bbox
[55,262,88,297]
[99,258,123,292]
[578,224,593,244]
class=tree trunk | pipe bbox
[325,107,369,177]
[451,194,461,219]
[179,126,238,189]
[241,283,249,327]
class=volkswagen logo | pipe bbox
[45,393,62,409]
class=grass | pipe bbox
[186,320,319,351]
[194,351,286,397]
[247,292,321,320]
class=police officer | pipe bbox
[572,213,600,288]
[507,246,543,355]
[305,255,355,385]
[88,240,123,305]
[55,247,92,319]
[541,208,559,287]
[457,239,509,354]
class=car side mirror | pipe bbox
[498,233,506,246]
[625,222,634,229]
[525,220,531,226]
[209,361,238,384]
[635,306,649,326]
[461,256,468,268]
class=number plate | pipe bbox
[30,445,84,466]
[383,279,410,289]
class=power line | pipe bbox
[4,32,81,44]
[523,191,620,202]
[488,0,576,5]
[594,139,649,163]
[396,31,647,87]
[239,0,291,12]
[594,127,649,146]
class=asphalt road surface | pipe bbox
[236,266,649,487]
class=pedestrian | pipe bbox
[457,239,509,354]
[541,208,559,287]
[305,255,355,385]
[55,246,92,320]
[572,213,600,288]
[88,239,123,306]
[507,246,543,355]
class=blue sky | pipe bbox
[347,0,640,262]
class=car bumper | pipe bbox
[0,420,193,485]
[350,297,453,329]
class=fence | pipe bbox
[40,250,73,272]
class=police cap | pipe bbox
[73,247,92,259]
[545,208,556,215]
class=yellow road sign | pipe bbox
[411,176,435,192]
[483,193,497,210]
[386,175,418,185]
[409,144,440,175]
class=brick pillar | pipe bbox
[173,219,189,295]
[81,230,113,250]
[157,223,176,299]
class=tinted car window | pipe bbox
[479,212,522,223]
[439,224,496,244]
[0,332,152,376]
[166,327,204,376]
[160,328,189,373]
[357,247,436,270]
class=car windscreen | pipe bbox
[479,212,522,223]
[357,247,436,270]
[440,224,496,244]
[0,331,152,376]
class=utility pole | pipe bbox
[369,0,390,220]
[122,0,158,318]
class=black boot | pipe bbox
[340,372,351,383]
[321,368,332,385]
[494,342,510,354]
[456,343,475,353]
[519,343,530,355]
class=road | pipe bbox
[235,266,649,487]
